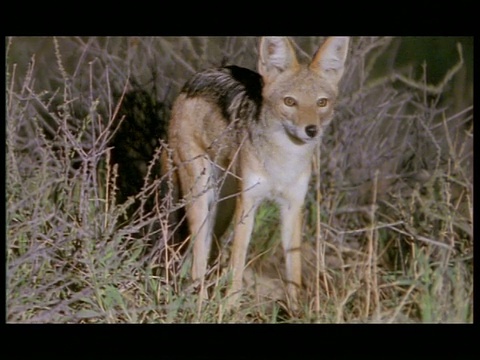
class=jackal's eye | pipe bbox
[317,98,328,107]
[284,96,297,107]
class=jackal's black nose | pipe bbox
[305,125,318,138]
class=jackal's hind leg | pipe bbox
[178,155,218,299]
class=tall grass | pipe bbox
[6,36,473,323]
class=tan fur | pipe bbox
[165,37,349,310]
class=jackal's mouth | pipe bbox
[282,122,320,144]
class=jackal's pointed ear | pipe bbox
[258,37,299,80]
[310,37,349,84]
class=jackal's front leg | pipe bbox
[280,201,303,311]
[226,194,257,307]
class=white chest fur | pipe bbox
[243,130,316,205]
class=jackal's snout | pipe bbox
[305,124,318,138]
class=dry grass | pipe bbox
[6,36,473,323]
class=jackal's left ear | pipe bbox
[310,37,349,84]
[258,37,299,80]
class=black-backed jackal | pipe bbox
[164,37,349,311]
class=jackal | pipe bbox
[164,36,349,310]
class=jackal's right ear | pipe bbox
[258,37,299,80]
[310,37,350,84]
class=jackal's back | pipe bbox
[181,65,263,124]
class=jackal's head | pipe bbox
[258,36,349,143]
